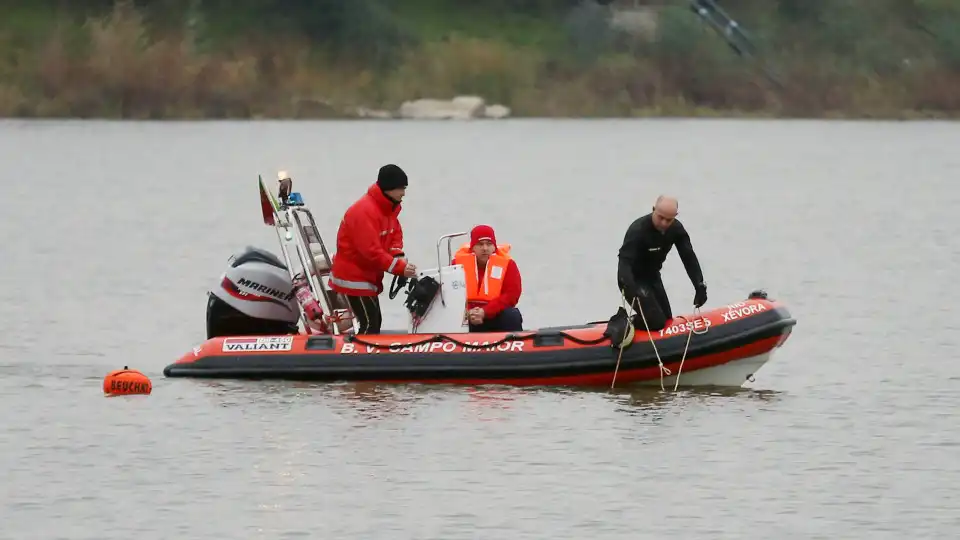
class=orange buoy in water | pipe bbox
[103,366,152,396]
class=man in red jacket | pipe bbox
[329,164,418,334]
[451,224,523,332]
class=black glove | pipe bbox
[392,253,407,286]
[622,284,649,305]
[693,282,707,308]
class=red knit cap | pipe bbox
[470,224,497,249]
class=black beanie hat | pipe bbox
[377,164,408,191]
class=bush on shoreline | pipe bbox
[0,0,958,119]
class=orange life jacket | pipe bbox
[453,243,513,304]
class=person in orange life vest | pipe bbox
[329,164,418,334]
[451,224,523,332]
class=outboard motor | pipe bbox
[206,246,301,339]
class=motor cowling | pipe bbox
[206,246,301,339]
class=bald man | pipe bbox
[615,195,707,331]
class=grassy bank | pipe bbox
[1,0,959,119]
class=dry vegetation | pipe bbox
[0,1,958,119]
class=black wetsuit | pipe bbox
[616,213,705,330]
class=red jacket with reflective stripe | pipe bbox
[329,184,407,296]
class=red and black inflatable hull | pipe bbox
[163,294,796,388]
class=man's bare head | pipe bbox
[651,195,678,232]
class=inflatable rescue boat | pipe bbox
[162,176,797,388]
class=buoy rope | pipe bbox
[629,295,671,391]
[669,308,710,390]
[610,292,634,390]
[611,291,670,390]
[611,292,710,391]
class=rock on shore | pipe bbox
[356,95,512,120]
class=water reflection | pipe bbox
[188,379,784,425]
[190,380,427,422]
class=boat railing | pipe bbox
[270,196,356,336]
[435,232,468,307]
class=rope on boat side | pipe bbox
[631,296,671,391]
[670,308,710,391]
[611,293,711,391]
[611,292,671,391]
[611,293,639,389]
[344,328,609,350]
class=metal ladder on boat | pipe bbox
[272,200,356,335]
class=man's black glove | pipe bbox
[393,253,407,287]
[621,284,649,305]
[693,282,707,308]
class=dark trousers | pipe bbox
[470,307,524,332]
[345,295,382,334]
[623,274,671,332]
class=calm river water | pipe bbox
[0,118,957,539]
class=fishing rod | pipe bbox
[688,0,785,89]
